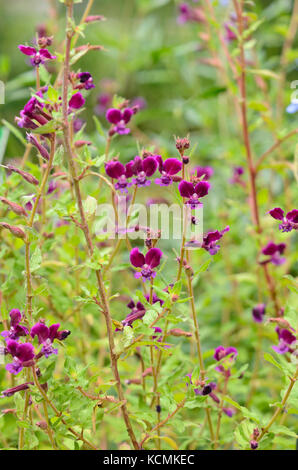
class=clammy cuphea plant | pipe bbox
[0,0,297,451]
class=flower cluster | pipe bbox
[268,207,298,232]
[1,310,70,375]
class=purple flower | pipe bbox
[260,242,286,266]
[1,309,29,340]
[130,247,163,282]
[106,108,134,135]
[96,93,112,114]
[223,407,236,417]
[105,160,132,192]
[192,166,214,181]
[121,300,146,328]
[286,101,298,114]
[214,346,237,377]
[177,3,205,24]
[252,304,266,323]
[229,166,245,186]
[16,95,51,132]
[272,328,296,355]
[5,340,35,375]
[155,158,182,186]
[268,207,298,232]
[224,23,237,42]
[178,180,210,208]
[31,322,70,358]
[201,226,229,255]
[77,72,95,90]
[69,92,85,110]
[214,346,238,362]
[127,156,158,188]
[18,44,56,67]
[1,382,33,398]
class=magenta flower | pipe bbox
[106,108,134,135]
[77,72,95,90]
[105,160,132,193]
[1,382,33,398]
[5,340,35,375]
[178,180,210,208]
[224,23,237,42]
[201,226,229,255]
[229,166,245,185]
[155,158,182,186]
[16,95,51,132]
[214,346,238,362]
[130,247,163,281]
[18,44,56,67]
[260,242,286,266]
[1,309,29,340]
[272,328,296,354]
[214,346,237,377]
[69,92,85,110]
[252,304,266,323]
[126,155,158,188]
[268,207,298,232]
[192,166,214,181]
[31,321,70,358]
[120,300,146,328]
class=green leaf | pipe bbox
[1,119,26,146]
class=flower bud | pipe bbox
[0,222,26,239]
[0,197,28,217]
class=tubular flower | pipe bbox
[76,72,95,90]
[18,44,56,67]
[178,180,210,209]
[31,321,71,358]
[1,309,29,340]
[214,345,237,377]
[268,207,298,232]
[272,328,296,355]
[69,92,85,111]
[252,304,266,323]
[191,165,214,181]
[105,160,132,193]
[201,226,230,255]
[5,340,35,375]
[155,158,182,186]
[130,247,163,282]
[126,155,158,188]
[260,241,286,266]
[106,107,134,135]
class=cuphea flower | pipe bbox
[229,166,245,186]
[76,72,95,90]
[252,304,266,323]
[224,23,237,42]
[1,309,29,340]
[214,345,237,377]
[272,327,296,354]
[5,340,35,375]
[260,242,286,265]
[106,108,134,135]
[126,155,158,188]
[192,166,214,181]
[155,158,182,186]
[27,134,50,161]
[178,180,210,208]
[121,300,146,328]
[31,321,71,358]
[18,45,56,67]
[69,92,85,111]
[130,247,163,281]
[105,160,132,193]
[201,226,229,255]
[16,95,51,132]
[268,208,298,232]
[1,382,33,398]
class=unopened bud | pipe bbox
[0,197,28,217]
[85,15,105,23]
[168,328,192,337]
[0,222,26,239]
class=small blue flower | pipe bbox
[286,101,298,114]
